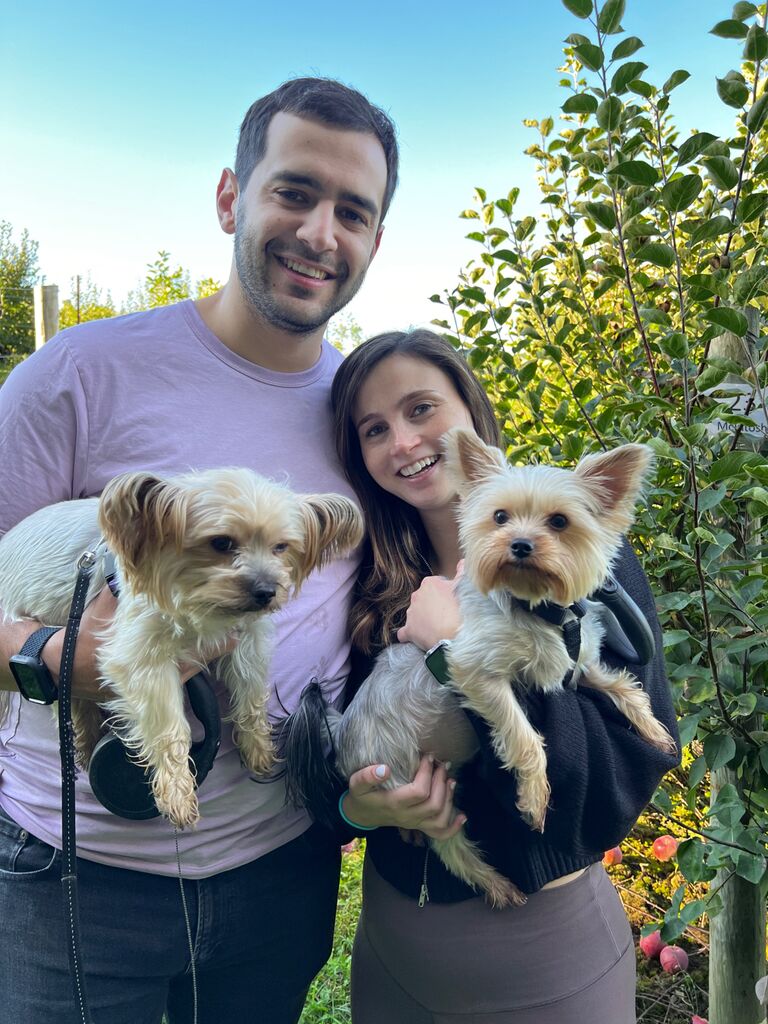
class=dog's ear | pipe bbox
[293,494,364,586]
[574,444,654,531]
[441,427,507,492]
[98,472,189,579]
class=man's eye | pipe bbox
[210,536,236,553]
[340,208,365,225]
[277,189,305,203]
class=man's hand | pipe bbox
[396,562,464,651]
[342,755,466,840]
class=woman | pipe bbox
[333,329,680,1023]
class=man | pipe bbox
[0,78,397,1024]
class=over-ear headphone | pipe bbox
[88,671,221,820]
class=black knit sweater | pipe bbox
[347,540,681,902]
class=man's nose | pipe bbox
[295,203,338,254]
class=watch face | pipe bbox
[10,657,57,704]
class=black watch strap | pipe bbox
[18,626,62,660]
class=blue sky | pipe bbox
[1,0,743,337]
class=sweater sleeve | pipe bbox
[468,540,680,858]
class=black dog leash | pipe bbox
[58,549,97,1024]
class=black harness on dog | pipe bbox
[512,574,656,689]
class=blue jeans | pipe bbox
[0,803,340,1024]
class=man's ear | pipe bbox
[216,168,239,235]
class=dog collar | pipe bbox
[512,598,586,688]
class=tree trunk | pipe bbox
[709,768,766,1024]
[708,308,766,1024]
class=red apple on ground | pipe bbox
[660,945,689,973]
[639,931,665,958]
[602,846,623,866]
[691,1016,708,1023]
[652,834,679,861]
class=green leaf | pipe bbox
[609,159,659,185]
[733,265,768,304]
[612,61,648,93]
[562,93,599,114]
[717,75,750,108]
[574,42,604,70]
[709,449,765,481]
[689,215,734,244]
[596,95,623,131]
[733,691,758,716]
[633,242,675,268]
[738,191,768,223]
[747,92,768,134]
[677,713,701,748]
[583,201,616,229]
[711,18,749,37]
[704,156,740,190]
[562,0,593,16]
[660,332,689,359]
[676,132,719,166]
[702,307,749,336]
[732,1,757,19]
[677,839,710,882]
[597,0,625,34]
[704,733,737,771]
[663,69,691,94]
[688,754,708,789]
[661,174,703,213]
[628,79,654,99]
[611,36,644,59]
[735,851,767,883]
[743,24,768,60]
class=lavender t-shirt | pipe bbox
[0,300,358,877]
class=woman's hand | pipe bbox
[395,562,464,651]
[342,755,466,840]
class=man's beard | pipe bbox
[234,226,369,335]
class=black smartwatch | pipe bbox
[425,639,452,685]
[9,626,62,705]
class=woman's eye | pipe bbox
[493,510,509,525]
[412,403,433,417]
[210,535,236,553]
[549,513,569,531]
[272,542,288,554]
[364,423,386,439]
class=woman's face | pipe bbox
[353,353,475,513]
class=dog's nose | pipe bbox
[250,585,277,609]
[510,539,534,559]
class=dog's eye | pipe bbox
[272,542,288,554]
[493,510,509,525]
[210,535,236,553]
[548,514,569,531]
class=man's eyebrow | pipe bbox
[272,172,379,220]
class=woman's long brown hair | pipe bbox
[331,330,502,654]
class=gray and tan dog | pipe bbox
[287,428,675,909]
[0,468,362,828]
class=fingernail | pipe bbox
[449,780,456,792]
[458,815,467,826]
[375,765,387,779]
[444,761,452,771]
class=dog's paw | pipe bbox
[237,732,275,776]
[484,877,528,910]
[516,774,550,833]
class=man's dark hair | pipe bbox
[235,77,399,223]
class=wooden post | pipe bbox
[33,284,59,348]
[708,306,766,1024]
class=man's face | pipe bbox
[233,112,387,334]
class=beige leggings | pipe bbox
[351,857,636,1023]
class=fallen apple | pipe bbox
[660,945,689,973]
[639,931,665,958]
